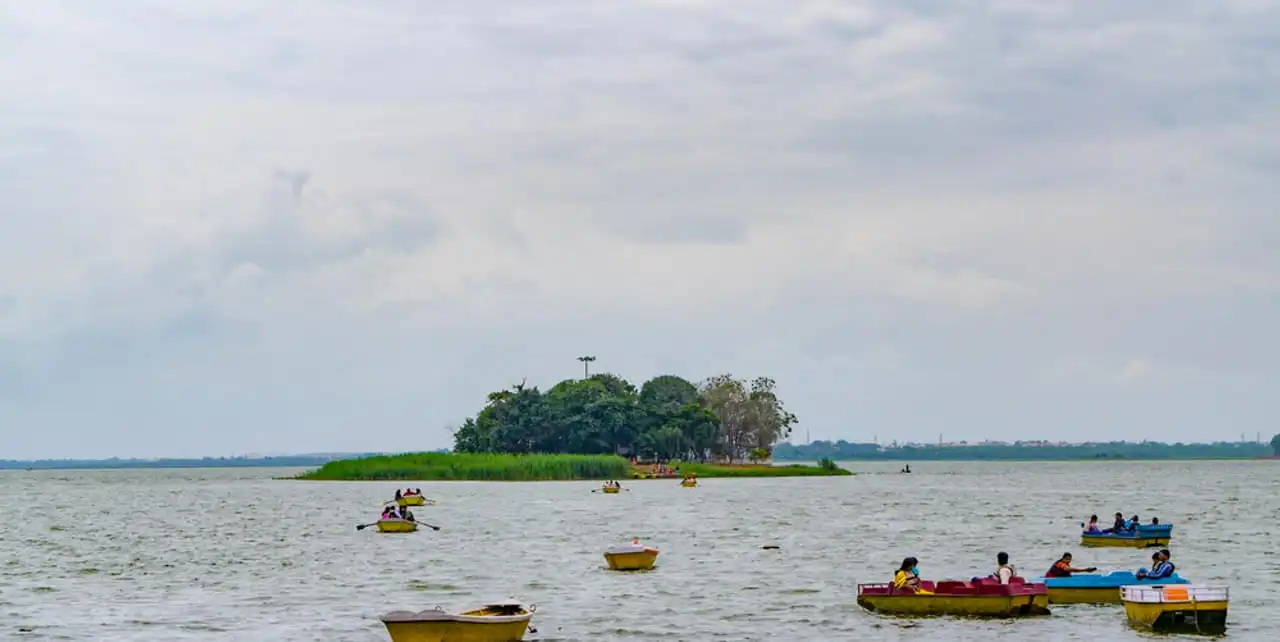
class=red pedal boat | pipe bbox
[857,577,1051,617]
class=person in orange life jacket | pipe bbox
[1044,552,1096,578]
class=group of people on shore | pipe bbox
[890,548,1175,592]
[1083,512,1160,534]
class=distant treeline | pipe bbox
[774,440,1277,461]
[0,454,387,470]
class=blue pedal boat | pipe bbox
[1037,570,1189,604]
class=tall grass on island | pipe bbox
[294,452,631,481]
[659,459,851,478]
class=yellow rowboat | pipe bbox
[1080,532,1168,548]
[1121,585,1228,634]
[377,519,419,533]
[601,486,620,494]
[381,600,534,642]
[603,541,660,571]
[397,496,436,507]
[680,479,696,487]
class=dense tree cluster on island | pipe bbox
[450,373,796,462]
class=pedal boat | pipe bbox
[377,518,419,533]
[1081,530,1169,548]
[1038,570,1189,604]
[857,577,1050,617]
[381,600,534,642]
[603,541,659,571]
[1121,584,1227,634]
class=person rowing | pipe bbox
[1044,552,1097,578]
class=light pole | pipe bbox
[577,355,596,378]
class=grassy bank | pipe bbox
[294,452,631,481]
[645,461,852,478]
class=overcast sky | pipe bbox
[2,1,1277,458]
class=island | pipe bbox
[295,372,850,481]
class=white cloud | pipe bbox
[1,0,1277,456]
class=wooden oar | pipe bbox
[356,522,379,531]
[357,520,441,531]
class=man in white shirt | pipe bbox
[995,552,1018,584]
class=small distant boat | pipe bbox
[857,578,1050,617]
[397,496,435,507]
[603,541,659,571]
[680,479,697,487]
[377,519,419,533]
[380,599,534,642]
[1121,584,1228,634]
[601,486,620,494]
[1038,571,1189,604]
[1081,530,1170,548]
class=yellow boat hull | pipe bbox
[383,613,531,642]
[680,480,696,487]
[1080,534,1169,548]
[604,550,659,571]
[1047,587,1123,605]
[857,593,1050,617]
[1124,600,1228,633]
[377,519,419,533]
[398,496,429,507]
[601,487,620,494]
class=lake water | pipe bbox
[1,461,1275,641]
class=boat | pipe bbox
[1121,584,1228,634]
[1038,570,1190,604]
[1135,523,1173,538]
[603,541,659,571]
[380,599,534,642]
[398,496,436,507]
[680,479,697,487]
[857,577,1051,617]
[377,519,419,533]
[601,486,620,494]
[1081,531,1169,548]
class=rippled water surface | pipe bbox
[2,461,1276,640]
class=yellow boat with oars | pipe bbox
[603,540,660,571]
[680,477,697,487]
[601,485,620,494]
[381,600,534,642]
[377,518,419,533]
[397,496,439,507]
[1121,584,1228,634]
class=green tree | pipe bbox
[698,374,795,462]
[639,375,700,413]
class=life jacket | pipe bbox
[1045,560,1070,577]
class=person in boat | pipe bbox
[893,557,922,592]
[1084,514,1101,533]
[1138,549,1175,580]
[402,509,415,522]
[395,489,402,500]
[1151,517,1159,525]
[993,552,1019,585]
[415,488,422,496]
[1103,512,1127,534]
[1126,514,1140,530]
[1044,552,1097,577]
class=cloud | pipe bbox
[1,0,1278,457]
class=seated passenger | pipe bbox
[994,552,1018,585]
[1083,515,1101,533]
[893,557,923,592]
[1044,552,1097,578]
[1104,512,1126,534]
[1138,550,1175,580]
[403,509,415,522]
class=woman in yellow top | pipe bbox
[893,557,928,593]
